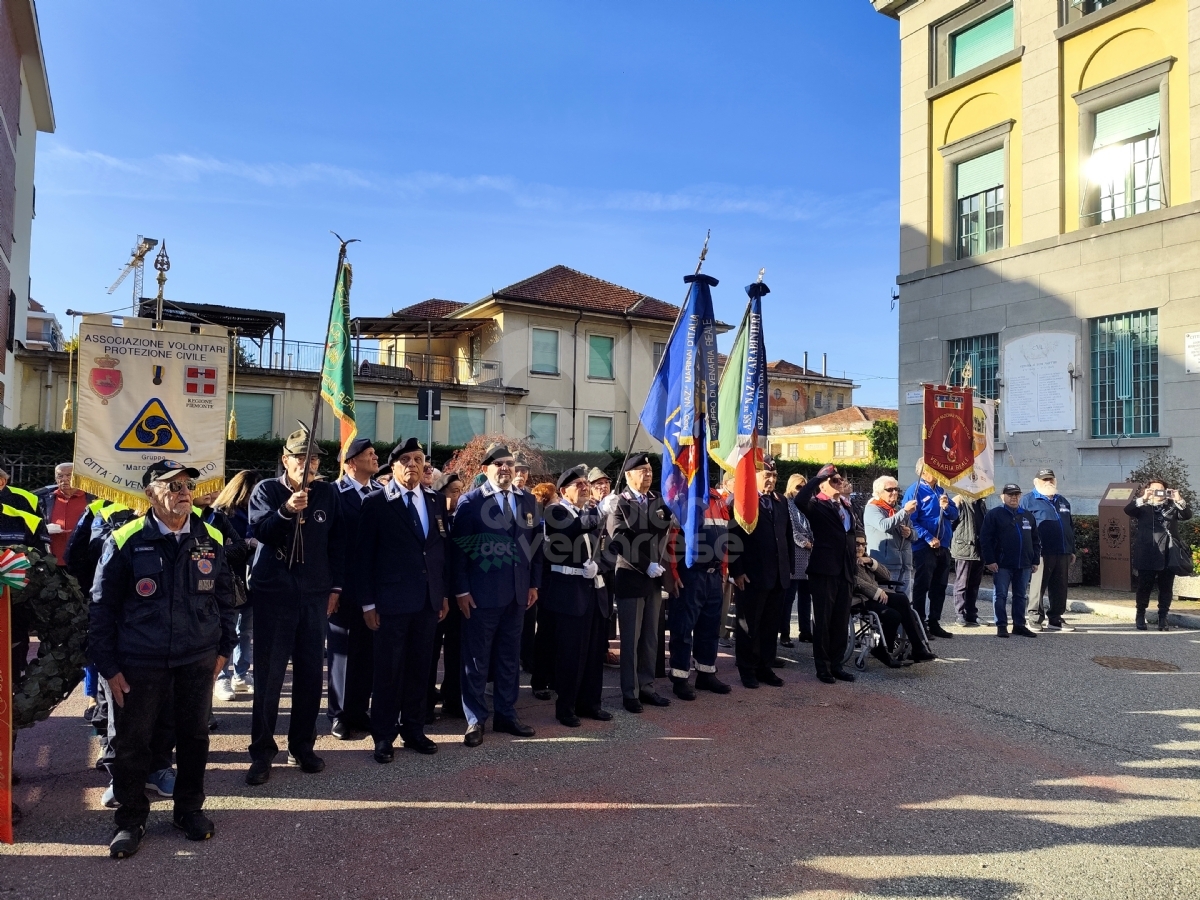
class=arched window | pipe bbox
[792,390,800,401]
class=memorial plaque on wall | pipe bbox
[1002,332,1077,434]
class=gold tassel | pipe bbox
[61,339,75,431]
[228,331,238,440]
[228,408,238,441]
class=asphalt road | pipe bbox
[3,611,1199,899]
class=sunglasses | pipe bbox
[828,476,844,484]
[491,460,514,469]
[883,487,899,493]
[165,479,197,493]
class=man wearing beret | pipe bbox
[541,465,614,726]
[245,426,345,785]
[327,436,382,741]
[602,453,673,712]
[90,460,237,857]
[355,438,450,762]
[450,443,543,745]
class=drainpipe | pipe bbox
[822,352,827,377]
[571,308,584,450]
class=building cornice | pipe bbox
[1054,0,1155,42]
[9,1,53,132]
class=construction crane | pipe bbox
[107,235,159,314]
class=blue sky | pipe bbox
[32,2,901,405]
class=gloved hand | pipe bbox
[599,493,620,515]
[646,562,666,579]
[582,559,599,580]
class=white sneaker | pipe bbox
[101,783,119,809]
[231,673,254,695]
[214,678,236,702]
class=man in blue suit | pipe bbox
[356,438,450,763]
[450,443,543,746]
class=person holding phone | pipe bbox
[1124,480,1193,630]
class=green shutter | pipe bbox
[356,400,377,441]
[586,416,613,452]
[230,392,274,439]
[957,148,1004,199]
[951,7,1014,77]
[588,335,614,379]
[448,407,486,445]
[529,411,557,449]
[393,402,419,442]
[531,329,559,375]
[1094,93,1159,149]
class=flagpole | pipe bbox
[614,230,710,480]
[290,232,359,567]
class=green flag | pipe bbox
[320,262,357,460]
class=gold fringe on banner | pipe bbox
[70,475,227,515]
[194,476,225,499]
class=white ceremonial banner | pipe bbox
[1002,333,1076,434]
[950,398,995,500]
[73,315,228,511]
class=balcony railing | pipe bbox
[238,340,503,387]
[1060,0,1121,26]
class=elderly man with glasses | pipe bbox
[89,460,237,858]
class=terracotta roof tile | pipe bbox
[493,265,677,322]
[395,298,467,319]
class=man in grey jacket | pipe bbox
[950,495,988,627]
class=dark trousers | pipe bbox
[863,591,926,655]
[1136,569,1175,613]
[953,559,983,622]
[809,573,852,676]
[912,544,952,625]
[520,604,538,672]
[461,599,524,728]
[530,602,557,691]
[428,602,462,715]
[99,675,173,777]
[327,609,374,730]
[250,599,325,763]
[668,568,723,678]
[371,608,438,745]
[552,606,607,719]
[111,657,214,829]
[1028,553,1071,621]
[782,578,812,639]
[734,581,784,677]
[616,587,663,699]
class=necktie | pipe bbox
[405,491,424,536]
[501,490,515,529]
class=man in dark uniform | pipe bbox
[450,443,543,746]
[603,453,673,713]
[327,436,381,740]
[542,465,613,727]
[727,457,793,689]
[356,438,449,763]
[245,426,344,785]
[89,460,237,858]
[796,464,858,684]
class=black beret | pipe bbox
[375,464,392,479]
[556,465,589,491]
[482,443,513,465]
[388,437,424,464]
[623,453,651,473]
[343,436,373,462]
[814,463,838,482]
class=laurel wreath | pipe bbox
[8,548,90,729]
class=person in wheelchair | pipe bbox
[852,535,937,666]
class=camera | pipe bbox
[1153,489,1166,498]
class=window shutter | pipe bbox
[230,393,274,439]
[957,149,1005,199]
[448,407,486,445]
[1093,93,1159,149]
[356,400,377,441]
[951,7,1014,77]
[529,411,557,449]
[586,416,613,452]
[588,335,615,379]
[393,402,419,442]
[531,329,559,374]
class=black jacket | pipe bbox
[249,476,345,602]
[89,510,237,678]
[450,482,544,606]
[66,500,137,589]
[728,493,793,591]
[795,479,856,582]
[605,489,673,598]
[1124,497,1193,572]
[331,474,380,619]
[980,504,1041,570]
[542,500,609,618]
[950,498,988,561]
[354,481,450,616]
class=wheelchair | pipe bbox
[843,580,927,671]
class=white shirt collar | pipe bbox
[154,512,191,538]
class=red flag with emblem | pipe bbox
[922,384,974,487]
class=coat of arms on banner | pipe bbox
[87,357,123,404]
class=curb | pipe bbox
[975,587,1200,629]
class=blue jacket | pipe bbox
[980,504,1042,570]
[248,476,345,603]
[902,479,959,548]
[450,481,543,607]
[1019,490,1075,556]
[354,480,450,616]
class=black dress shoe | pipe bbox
[578,706,613,721]
[623,697,644,713]
[532,689,552,701]
[463,724,484,747]
[740,673,760,689]
[331,718,367,741]
[287,751,326,773]
[831,669,856,682]
[245,760,271,786]
[770,658,787,669]
[779,638,795,648]
[493,716,536,737]
[695,671,732,694]
[109,824,145,859]
[911,649,938,662]
[926,622,954,639]
[755,669,784,687]
[1011,624,1038,637]
[670,676,696,701]
[173,810,216,841]
[403,735,439,755]
[797,633,814,643]
[638,690,671,707]
[557,714,582,728]
[373,741,395,764]
[816,672,837,685]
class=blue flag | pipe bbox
[640,273,720,567]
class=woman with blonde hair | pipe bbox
[780,474,814,645]
[212,470,261,701]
